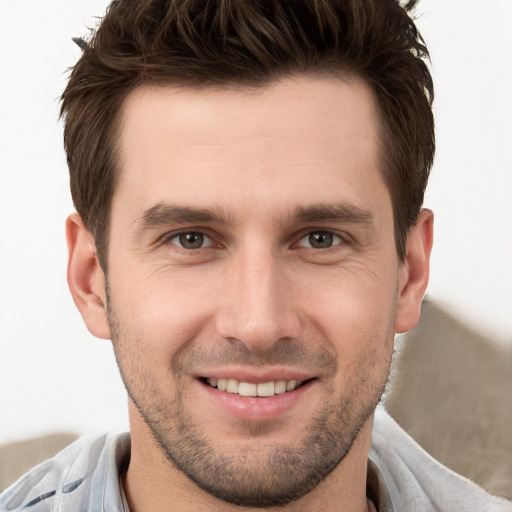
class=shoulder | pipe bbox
[0,432,130,512]
[370,406,512,512]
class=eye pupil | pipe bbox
[309,231,333,249]
[179,232,204,249]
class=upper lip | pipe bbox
[195,368,315,384]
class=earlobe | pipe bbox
[395,209,434,334]
[66,213,111,340]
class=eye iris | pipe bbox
[179,232,204,249]
[309,231,333,249]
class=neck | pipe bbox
[123,407,376,512]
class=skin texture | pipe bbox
[66,76,433,511]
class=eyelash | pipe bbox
[165,230,216,250]
[163,229,348,251]
[295,230,345,250]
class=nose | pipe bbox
[216,247,301,351]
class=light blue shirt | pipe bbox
[1,407,510,511]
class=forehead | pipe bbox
[114,76,387,223]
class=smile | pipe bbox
[205,377,304,397]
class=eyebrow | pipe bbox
[290,203,375,227]
[137,203,232,230]
[135,201,375,231]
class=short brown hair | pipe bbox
[61,0,434,266]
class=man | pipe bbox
[0,1,510,511]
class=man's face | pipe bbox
[105,76,403,507]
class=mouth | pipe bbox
[201,377,311,397]
[197,374,316,421]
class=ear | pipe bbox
[66,213,111,339]
[395,209,434,334]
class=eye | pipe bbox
[297,231,343,249]
[169,231,213,250]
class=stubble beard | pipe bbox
[136,383,385,508]
[105,287,392,508]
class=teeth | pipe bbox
[257,381,275,397]
[238,382,257,396]
[274,380,287,394]
[206,378,303,397]
[226,379,239,393]
[286,380,297,391]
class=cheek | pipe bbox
[108,247,399,359]
[107,264,222,354]
[297,265,398,360]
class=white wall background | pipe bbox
[0,0,511,445]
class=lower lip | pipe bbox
[198,380,314,421]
